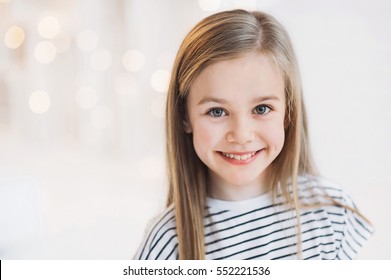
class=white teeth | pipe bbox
[222,152,257,161]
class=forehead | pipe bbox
[189,52,285,103]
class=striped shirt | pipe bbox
[134,176,373,260]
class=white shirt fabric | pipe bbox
[134,176,373,260]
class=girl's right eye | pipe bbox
[207,108,227,118]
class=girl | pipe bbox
[135,9,373,260]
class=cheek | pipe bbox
[192,122,221,153]
[262,120,285,150]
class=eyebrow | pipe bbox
[197,95,281,106]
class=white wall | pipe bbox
[0,0,389,259]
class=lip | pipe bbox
[217,149,263,166]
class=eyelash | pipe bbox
[206,105,272,118]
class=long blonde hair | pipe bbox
[166,9,316,259]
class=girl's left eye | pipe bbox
[254,105,271,115]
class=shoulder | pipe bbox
[296,175,353,205]
[133,205,178,260]
[296,174,366,219]
[297,175,374,259]
[296,175,342,194]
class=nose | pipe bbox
[226,115,255,145]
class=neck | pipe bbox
[208,172,269,201]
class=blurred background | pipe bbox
[0,0,390,259]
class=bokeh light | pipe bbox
[90,49,112,71]
[34,41,56,64]
[76,29,98,52]
[51,31,72,53]
[76,86,98,109]
[38,16,60,39]
[4,26,25,49]
[198,0,220,12]
[29,90,51,114]
[90,105,113,129]
[122,49,145,72]
[150,69,170,93]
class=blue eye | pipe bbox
[254,105,271,115]
[208,108,226,117]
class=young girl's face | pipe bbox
[185,52,286,200]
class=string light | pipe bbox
[29,90,51,114]
[122,49,145,72]
[38,16,60,39]
[150,69,170,93]
[90,49,112,71]
[75,86,98,109]
[4,26,25,49]
[34,41,56,64]
[76,29,98,52]
[198,0,220,12]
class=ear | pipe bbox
[183,117,192,133]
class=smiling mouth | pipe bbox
[220,150,261,161]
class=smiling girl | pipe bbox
[135,9,373,260]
